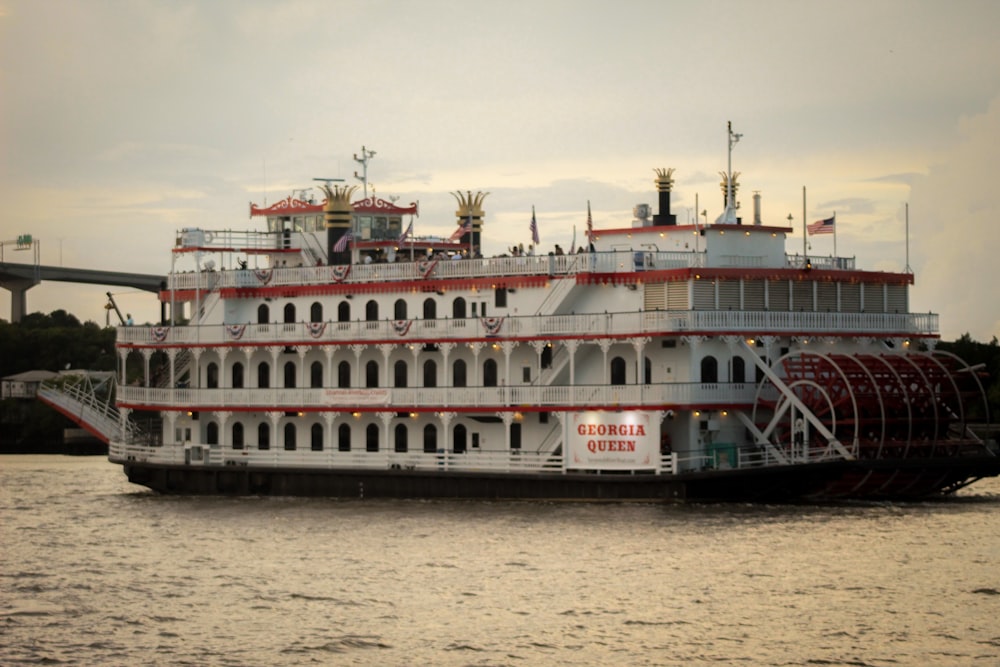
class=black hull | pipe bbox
[121,455,1000,502]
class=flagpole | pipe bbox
[802,186,807,260]
[468,210,473,258]
[833,211,837,259]
[905,203,911,273]
[694,193,700,254]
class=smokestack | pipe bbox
[652,168,676,226]
[718,171,742,224]
[451,190,489,254]
[320,184,358,264]
[753,191,762,225]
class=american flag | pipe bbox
[333,230,353,252]
[807,215,836,236]
[586,200,593,240]
[530,206,539,244]
[399,219,413,242]
[449,219,471,241]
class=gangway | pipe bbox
[36,373,140,445]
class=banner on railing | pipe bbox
[331,265,350,282]
[392,320,412,336]
[322,388,390,405]
[226,324,247,340]
[253,268,272,284]
[151,326,170,342]
[567,411,658,470]
[307,322,326,338]
[481,316,504,336]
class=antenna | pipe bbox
[353,146,376,199]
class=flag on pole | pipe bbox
[586,200,593,240]
[530,206,540,245]
[449,219,471,241]
[399,219,413,243]
[807,215,835,235]
[333,230,353,252]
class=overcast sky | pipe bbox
[1,0,998,341]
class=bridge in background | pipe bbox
[0,261,164,323]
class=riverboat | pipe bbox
[105,128,999,501]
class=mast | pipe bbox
[717,121,742,224]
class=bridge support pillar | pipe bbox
[0,277,38,323]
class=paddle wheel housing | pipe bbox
[752,349,990,462]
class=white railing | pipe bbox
[38,376,138,443]
[116,382,759,410]
[116,309,939,347]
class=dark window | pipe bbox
[394,299,407,320]
[423,359,437,387]
[453,423,467,454]
[610,356,627,385]
[284,423,296,450]
[394,360,408,388]
[338,361,351,388]
[523,366,531,383]
[495,287,507,308]
[284,303,296,323]
[338,423,351,452]
[206,362,219,389]
[645,356,652,384]
[452,297,467,319]
[257,304,269,324]
[701,356,719,383]
[284,361,296,388]
[258,423,270,450]
[756,357,768,383]
[232,362,244,389]
[453,359,467,387]
[365,360,379,388]
[423,424,438,453]
[257,362,270,389]
[510,422,522,450]
[483,359,498,387]
[366,423,379,452]
[423,298,437,320]
[732,356,746,384]
[206,422,219,445]
[310,302,323,322]
[394,423,408,453]
[311,423,323,451]
[310,361,323,388]
[232,422,244,450]
[337,301,350,322]
[365,300,378,321]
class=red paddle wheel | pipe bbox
[752,348,990,462]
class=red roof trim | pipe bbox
[596,223,793,236]
[249,195,419,218]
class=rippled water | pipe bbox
[2,455,1000,666]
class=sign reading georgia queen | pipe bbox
[568,411,657,470]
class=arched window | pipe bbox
[257,304,269,324]
[338,423,351,452]
[644,356,652,385]
[453,423,467,454]
[310,302,323,322]
[483,358,498,387]
[365,300,378,321]
[206,362,219,389]
[423,359,437,387]
[423,298,437,320]
[206,422,219,445]
[337,301,350,322]
[541,344,553,369]
[284,303,296,323]
[366,423,379,452]
[610,356,627,385]
[394,299,407,320]
[338,360,351,388]
[231,422,244,450]
[394,423,408,453]
[311,423,323,451]
[258,422,270,450]
[232,362,244,389]
[732,356,746,384]
[453,359,467,387]
[284,361,296,388]
[452,297,467,319]
[284,423,296,450]
[257,362,270,389]
[423,424,438,453]
[701,355,719,383]
[394,360,408,388]
[310,361,323,388]
[365,360,379,388]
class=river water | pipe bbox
[2,455,1000,666]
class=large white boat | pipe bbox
[100,129,998,501]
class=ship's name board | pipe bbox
[568,412,657,470]
[322,388,390,405]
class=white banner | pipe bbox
[567,411,658,470]
[323,388,390,405]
